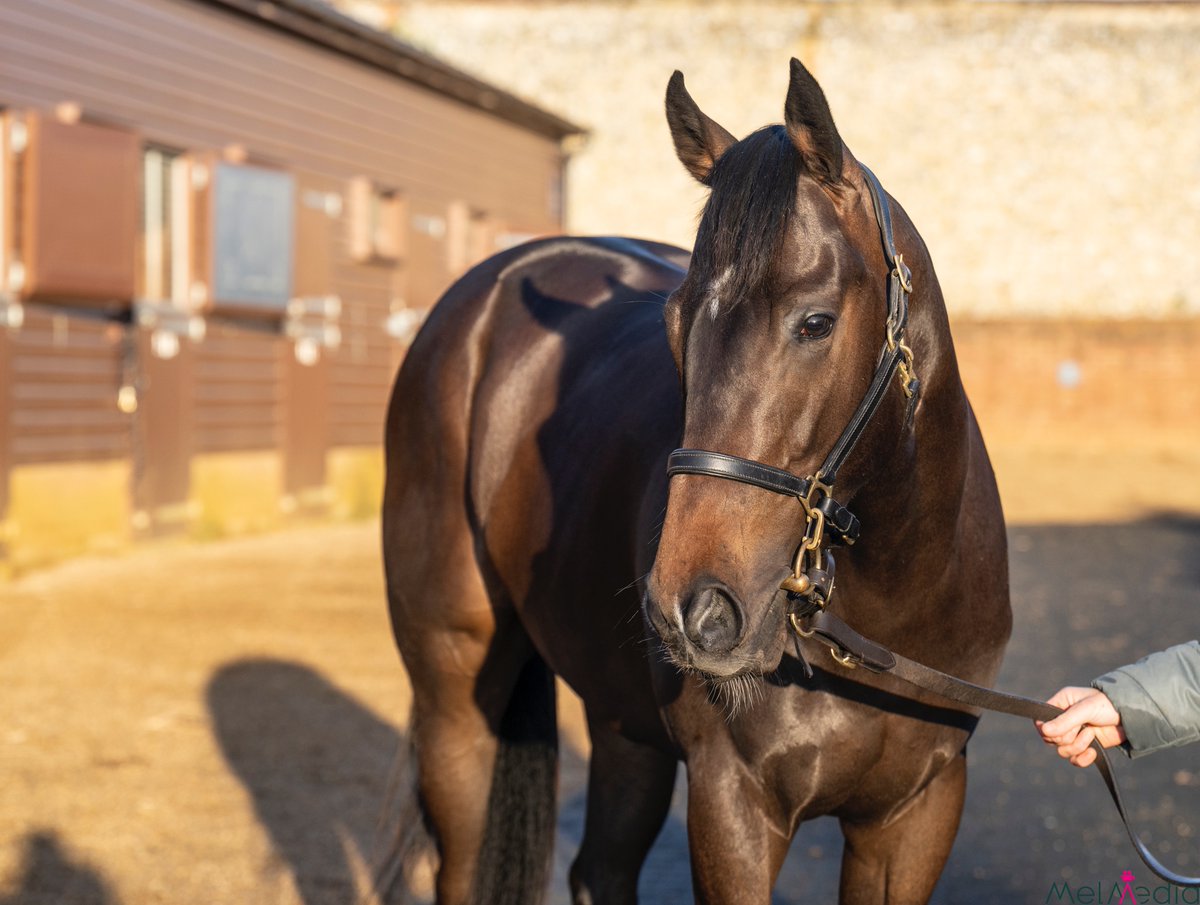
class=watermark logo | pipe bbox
[1045,869,1200,904]
[1119,871,1138,905]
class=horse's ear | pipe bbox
[784,58,845,185]
[665,71,736,185]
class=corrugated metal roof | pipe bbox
[198,0,585,141]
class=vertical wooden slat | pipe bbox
[0,113,13,556]
[133,326,195,534]
[1,111,14,298]
[284,177,336,502]
[283,347,329,505]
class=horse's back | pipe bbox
[383,235,686,737]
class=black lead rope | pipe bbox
[798,609,1200,889]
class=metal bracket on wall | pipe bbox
[135,299,205,360]
[0,291,24,331]
[385,302,426,345]
[285,295,341,366]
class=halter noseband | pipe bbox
[665,165,919,617]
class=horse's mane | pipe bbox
[690,124,802,312]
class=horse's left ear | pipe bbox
[665,71,737,185]
[784,58,845,185]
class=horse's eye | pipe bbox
[796,313,835,340]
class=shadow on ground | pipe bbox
[0,831,117,905]
[207,659,405,905]
[203,658,692,904]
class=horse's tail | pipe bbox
[470,656,559,905]
[373,656,559,905]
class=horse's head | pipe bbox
[646,60,927,692]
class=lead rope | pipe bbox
[792,607,1200,889]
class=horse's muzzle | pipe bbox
[643,581,786,680]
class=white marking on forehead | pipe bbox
[705,266,734,321]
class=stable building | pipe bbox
[0,0,580,569]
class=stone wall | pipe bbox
[373,0,1200,318]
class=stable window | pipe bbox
[208,162,294,314]
[348,176,405,264]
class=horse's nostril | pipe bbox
[682,587,742,654]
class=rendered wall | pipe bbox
[390,0,1200,318]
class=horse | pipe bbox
[380,58,1011,905]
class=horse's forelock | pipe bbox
[690,124,803,314]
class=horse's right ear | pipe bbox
[665,71,736,185]
[784,58,845,185]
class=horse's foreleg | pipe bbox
[568,720,677,905]
[685,761,791,904]
[836,751,967,905]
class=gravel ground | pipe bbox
[1,471,1198,904]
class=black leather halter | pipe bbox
[666,165,918,610]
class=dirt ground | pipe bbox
[1,446,1198,905]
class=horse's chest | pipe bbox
[687,684,965,822]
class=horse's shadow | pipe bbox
[0,830,118,905]
[207,659,711,904]
[207,660,401,904]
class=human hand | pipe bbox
[1035,686,1127,768]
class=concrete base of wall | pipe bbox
[328,447,384,521]
[189,451,286,540]
[3,461,133,576]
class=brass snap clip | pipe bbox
[892,253,913,294]
[781,504,826,593]
[781,473,835,603]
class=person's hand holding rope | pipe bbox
[1037,687,1127,767]
[1036,641,1200,767]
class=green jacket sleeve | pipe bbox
[1092,640,1200,759]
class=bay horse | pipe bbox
[382,59,1011,905]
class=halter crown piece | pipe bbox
[666,165,919,621]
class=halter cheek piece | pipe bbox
[666,165,918,618]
